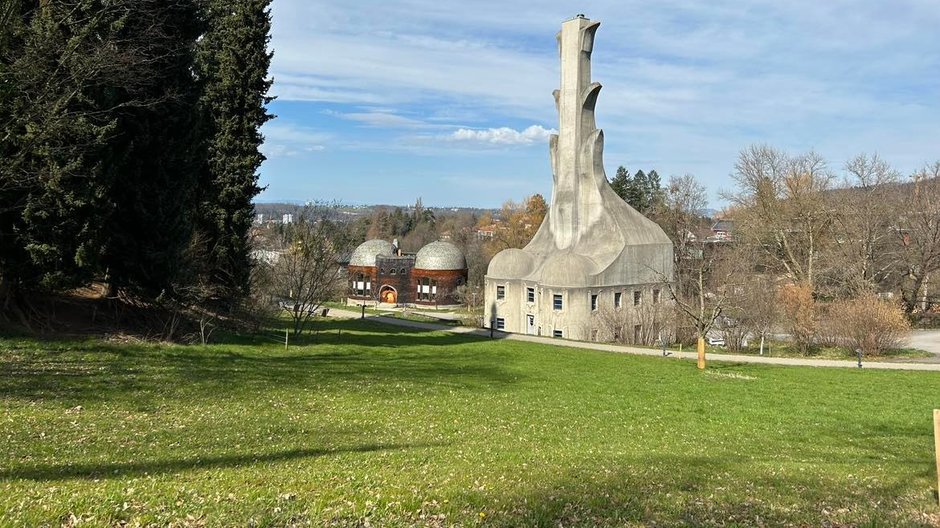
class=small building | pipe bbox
[711,219,734,240]
[347,239,467,308]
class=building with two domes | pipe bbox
[346,239,468,308]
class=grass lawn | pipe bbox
[2,319,939,527]
[701,341,933,361]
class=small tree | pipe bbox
[273,221,343,336]
[777,283,816,355]
[828,294,911,356]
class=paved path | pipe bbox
[326,308,940,372]
[908,330,940,363]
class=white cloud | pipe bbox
[261,123,330,157]
[447,125,557,145]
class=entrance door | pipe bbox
[380,286,397,304]
[526,314,536,335]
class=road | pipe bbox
[909,330,940,363]
[326,308,940,372]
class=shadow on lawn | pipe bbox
[0,442,442,482]
[213,317,504,349]
[0,319,522,404]
[453,455,936,527]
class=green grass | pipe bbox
[701,341,933,361]
[2,320,939,527]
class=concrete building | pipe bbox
[484,15,674,342]
[347,239,467,308]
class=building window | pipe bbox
[526,287,535,303]
[495,318,505,330]
[590,294,598,311]
[496,285,505,300]
[417,277,437,301]
[653,289,661,303]
[353,273,369,296]
[633,291,641,306]
[399,268,406,275]
[553,329,563,338]
[389,268,396,275]
[553,294,563,310]
[614,292,622,308]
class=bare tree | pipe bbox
[828,154,903,295]
[893,163,940,314]
[722,272,779,354]
[728,145,835,291]
[777,282,816,355]
[654,173,726,362]
[593,302,672,346]
[273,221,344,336]
[657,174,710,260]
[666,240,730,349]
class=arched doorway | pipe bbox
[379,285,397,304]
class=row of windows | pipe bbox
[494,285,662,310]
[492,316,563,338]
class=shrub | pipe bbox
[777,283,816,355]
[828,294,911,356]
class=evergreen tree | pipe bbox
[195,0,274,306]
[1,1,149,293]
[647,169,665,212]
[609,166,631,202]
[631,169,650,212]
[101,0,204,296]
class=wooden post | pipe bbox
[285,328,289,350]
[934,409,940,506]
[697,336,705,369]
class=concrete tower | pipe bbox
[484,15,674,342]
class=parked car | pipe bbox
[707,336,725,346]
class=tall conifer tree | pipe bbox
[195,0,274,306]
[100,0,204,296]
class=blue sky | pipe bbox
[258,0,940,208]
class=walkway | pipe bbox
[326,308,940,372]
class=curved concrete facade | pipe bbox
[484,16,674,342]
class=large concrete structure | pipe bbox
[484,15,674,342]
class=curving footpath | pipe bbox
[325,308,940,372]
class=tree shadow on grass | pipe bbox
[453,454,937,527]
[0,320,523,404]
[212,317,504,349]
[0,441,444,482]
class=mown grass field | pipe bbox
[2,319,939,527]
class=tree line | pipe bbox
[659,146,940,356]
[0,0,273,321]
